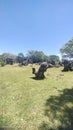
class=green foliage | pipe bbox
[48,55,60,65]
[16,53,25,63]
[27,50,48,63]
[60,39,73,58]
[0,55,6,67]
[2,53,16,64]
[0,60,6,67]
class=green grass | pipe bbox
[0,65,73,130]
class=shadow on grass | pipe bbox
[39,88,73,130]
[30,76,45,80]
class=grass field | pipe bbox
[0,65,73,130]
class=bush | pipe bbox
[0,61,6,67]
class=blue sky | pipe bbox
[0,0,73,56]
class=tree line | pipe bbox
[0,38,73,66]
[0,51,60,67]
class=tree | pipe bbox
[0,55,6,66]
[27,50,47,63]
[16,53,25,63]
[48,55,60,65]
[0,60,6,67]
[2,53,16,65]
[60,38,73,60]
